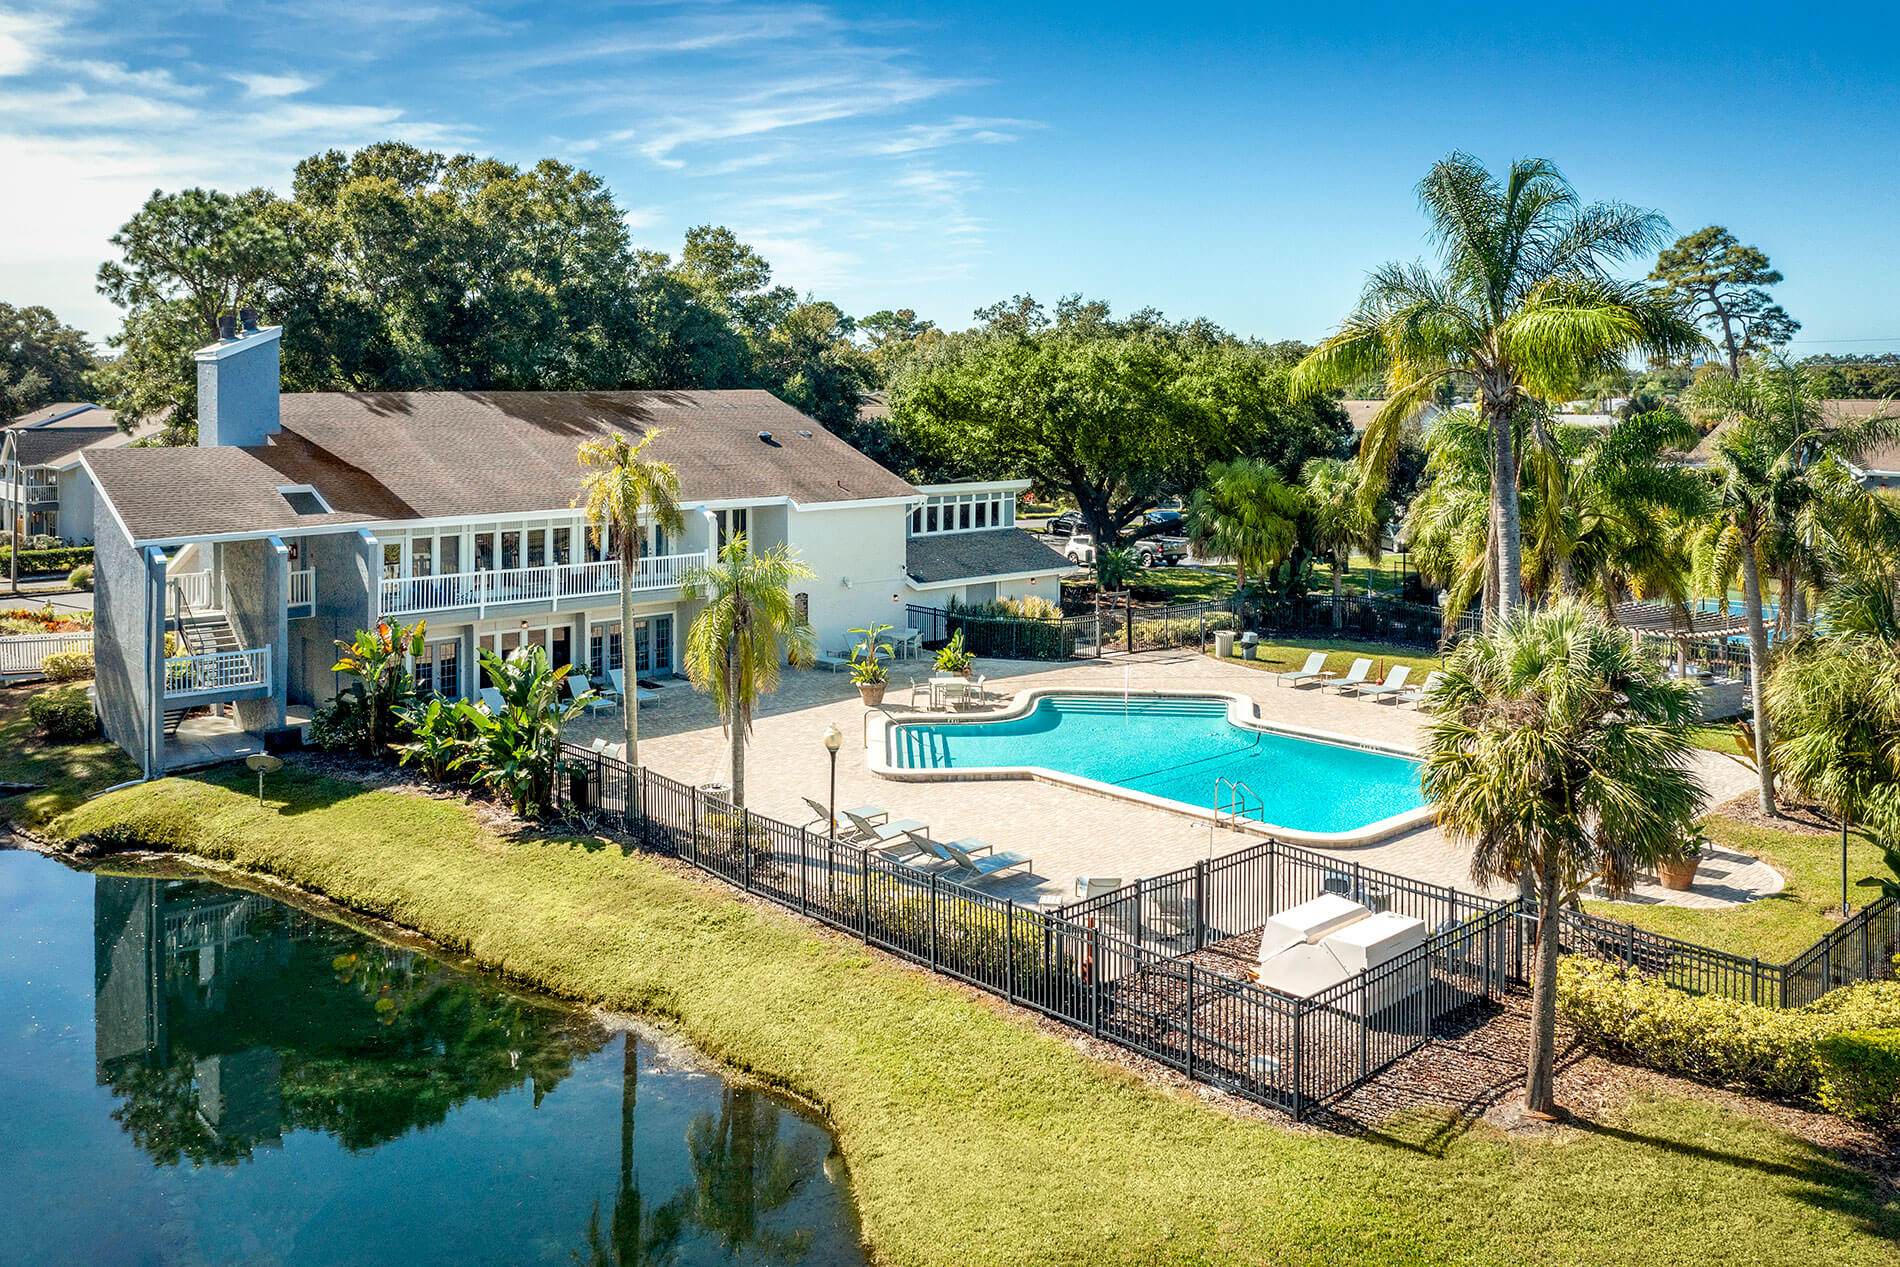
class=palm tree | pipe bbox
[680,537,816,806]
[1292,153,1703,627]
[1686,355,1898,815]
[577,430,685,768]
[1522,409,1708,611]
[1421,601,1703,1117]
[1303,457,1385,630]
[1184,458,1301,624]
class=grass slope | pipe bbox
[46,763,1896,1267]
[0,681,138,826]
[1210,641,1444,680]
[1584,817,1889,963]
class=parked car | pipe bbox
[1062,532,1099,566]
[1134,508,1184,532]
[1043,510,1085,538]
[1132,534,1188,567]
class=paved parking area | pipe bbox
[568,649,1770,910]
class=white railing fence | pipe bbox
[0,630,94,675]
[164,646,270,698]
[378,552,707,618]
[168,570,217,612]
[288,568,315,612]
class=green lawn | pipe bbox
[1690,723,1751,756]
[1211,639,1445,680]
[43,766,1897,1267]
[1132,564,1236,603]
[0,681,139,827]
[1583,816,1887,962]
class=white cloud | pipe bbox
[230,71,319,98]
[0,10,53,78]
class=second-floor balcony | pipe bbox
[378,552,707,619]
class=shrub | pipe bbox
[41,649,94,682]
[0,544,92,576]
[68,564,93,590]
[25,686,97,742]
[1557,959,1900,1108]
[308,695,369,753]
[1815,1029,1900,1123]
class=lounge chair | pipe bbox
[844,809,930,849]
[1399,670,1446,709]
[1326,658,1373,693]
[801,797,889,839]
[1354,664,1412,702]
[1075,875,1126,900]
[566,673,615,717]
[609,667,660,705]
[936,839,1033,884]
[1275,651,1329,688]
[478,686,505,715]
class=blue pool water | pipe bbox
[889,695,1426,835]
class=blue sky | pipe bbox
[4,0,1897,354]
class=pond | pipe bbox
[0,847,868,1266]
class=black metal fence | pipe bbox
[557,742,1518,1117]
[1054,838,1507,980]
[905,604,1089,661]
[1238,593,1482,650]
[1554,894,1897,1008]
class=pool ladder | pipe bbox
[1213,777,1264,834]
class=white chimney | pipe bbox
[195,322,282,448]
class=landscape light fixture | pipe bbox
[822,723,844,841]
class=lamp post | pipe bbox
[1841,816,1852,919]
[823,722,843,841]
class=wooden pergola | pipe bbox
[1609,600,1751,642]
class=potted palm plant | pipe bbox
[1658,830,1707,891]
[934,629,974,679]
[849,623,894,706]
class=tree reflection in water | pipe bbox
[93,874,605,1167]
[684,1085,823,1262]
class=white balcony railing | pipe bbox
[164,647,270,698]
[289,567,315,613]
[168,570,217,613]
[378,552,706,618]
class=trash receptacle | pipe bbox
[1213,630,1236,659]
[1240,631,1259,661]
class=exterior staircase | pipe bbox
[175,611,242,657]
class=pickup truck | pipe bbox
[1063,532,1188,568]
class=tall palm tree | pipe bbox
[1686,355,1898,815]
[1422,601,1703,1117]
[1292,153,1704,627]
[577,430,686,768]
[1184,458,1301,624]
[680,538,816,806]
[1401,409,1495,630]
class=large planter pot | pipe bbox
[1658,856,1700,891]
[857,681,887,706]
[568,769,592,812]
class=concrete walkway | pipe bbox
[568,649,1773,910]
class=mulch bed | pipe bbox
[1715,790,1843,836]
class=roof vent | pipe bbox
[796,429,813,438]
[758,430,780,446]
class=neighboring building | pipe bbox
[85,323,1068,774]
[1,403,160,542]
[1684,399,1900,489]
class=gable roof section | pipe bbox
[1686,400,1898,471]
[906,529,1072,587]
[86,389,920,544]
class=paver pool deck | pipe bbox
[569,649,1773,910]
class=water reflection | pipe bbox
[0,857,867,1264]
[93,874,604,1167]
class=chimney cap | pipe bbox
[217,313,236,340]
[239,307,260,333]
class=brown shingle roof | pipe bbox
[1686,400,1897,469]
[87,389,919,544]
[905,529,1072,585]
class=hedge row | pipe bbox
[1557,958,1900,1122]
[0,544,92,575]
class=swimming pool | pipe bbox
[878,691,1431,843]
